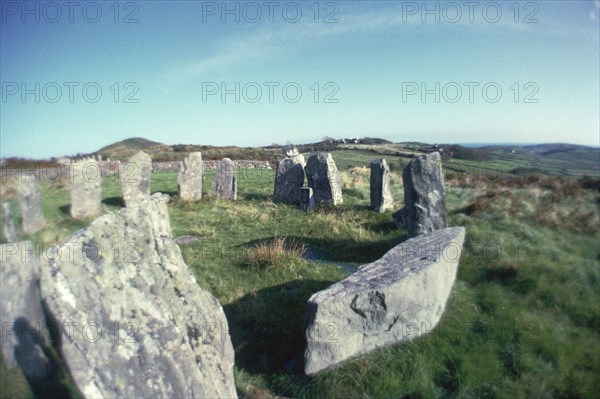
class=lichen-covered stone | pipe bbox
[370,159,394,213]
[41,194,237,398]
[70,159,102,219]
[402,152,448,237]
[305,153,343,205]
[211,158,237,200]
[304,227,466,375]
[17,176,45,234]
[274,154,305,202]
[177,152,203,202]
[119,151,152,207]
[2,202,17,242]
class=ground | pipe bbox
[1,149,599,399]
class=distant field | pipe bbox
[334,143,600,179]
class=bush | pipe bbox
[245,237,307,269]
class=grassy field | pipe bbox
[335,143,600,179]
[1,161,599,398]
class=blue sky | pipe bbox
[1,0,599,158]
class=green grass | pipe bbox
[1,164,599,399]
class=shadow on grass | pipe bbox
[58,204,70,215]
[242,193,273,202]
[4,301,82,399]
[240,235,405,264]
[101,196,124,208]
[223,279,333,375]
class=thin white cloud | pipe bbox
[164,3,599,85]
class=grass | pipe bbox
[1,161,599,399]
[245,237,308,269]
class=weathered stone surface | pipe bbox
[2,202,17,242]
[119,151,152,207]
[401,152,448,238]
[300,187,315,211]
[273,154,306,202]
[0,241,50,380]
[370,159,394,213]
[211,158,237,200]
[304,227,466,375]
[18,176,45,234]
[177,152,203,202]
[70,159,102,219]
[40,194,237,398]
[305,153,343,205]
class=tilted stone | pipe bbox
[18,176,45,234]
[370,159,394,213]
[119,151,152,207]
[304,227,466,375]
[401,152,448,238]
[70,159,102,219]
[40,194,238,398]
[211,158,237,200]
[177,152,203,202]
[2,202,18,242]
[305,153,343,205]
[273,154,306,203]
[1,241,50,380]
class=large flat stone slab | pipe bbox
[304,227,466,375]
[40,194,237,398]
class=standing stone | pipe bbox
[2,202,17,242]
[70,159,102,219]
[177,152,203,202]
[286,147,300,157]
[211,158,237,200]
[273,154,305,202]
[304,227,466,375]
[40,194,238,398]
[1,241,50,381]
[18,176,45,234]
[370,159,394,213]
[399,152,448,238]
[300,187,315,211]
[305,153,343,205]
[119,151,152,207]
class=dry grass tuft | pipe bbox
[245,237,307,269]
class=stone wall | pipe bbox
[2,160,272,181]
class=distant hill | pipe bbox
[520,143,596,156]
[95,138,280,163]
[98,137,163,151]
[480,143,600,178]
